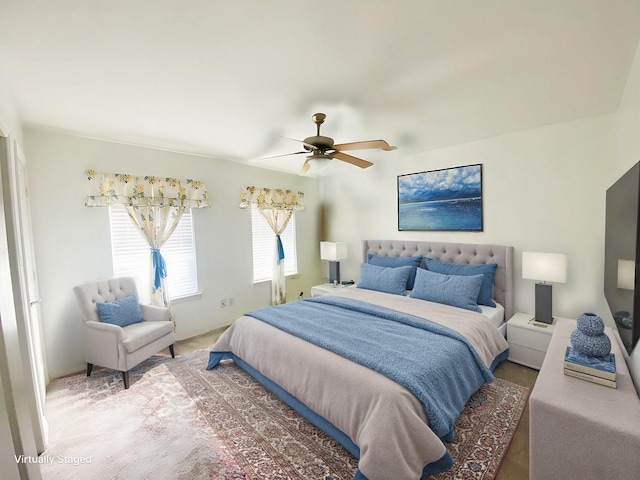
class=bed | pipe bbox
[208,240,513,480]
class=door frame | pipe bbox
[7,137,49,451]
[0,122,47,476]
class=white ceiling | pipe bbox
[1,0,640,174]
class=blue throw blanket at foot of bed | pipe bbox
[235,295,493,441]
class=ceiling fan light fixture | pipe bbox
[307,153,332,172]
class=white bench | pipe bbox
[529,317,640,479]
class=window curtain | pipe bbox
[84,170,210,307]
[240,186,304,305]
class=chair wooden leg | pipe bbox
[122,371,130,389]
[169,344,175,358]
[87,363,93,377]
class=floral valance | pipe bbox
[239,186,305,211]
[84,170,210,208]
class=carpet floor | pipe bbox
[41,350,529,480]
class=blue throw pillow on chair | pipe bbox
[96,295,144,327]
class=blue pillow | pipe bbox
[367,254,423,290]
[423,257,497,307]
[410,268,483,313]
[357,263,413,296]
[96,295,144,327]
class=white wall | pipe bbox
[24,129,322,378]
[612,40,640,181]
[321,112,614,324]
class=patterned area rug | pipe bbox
[42,350,528,480]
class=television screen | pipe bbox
[604,162,640,355]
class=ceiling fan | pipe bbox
[264,113,397,174]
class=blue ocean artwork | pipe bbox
[398,165,483,231]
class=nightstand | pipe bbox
[311,283,354,297]
[507,312,560,370]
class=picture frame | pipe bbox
[397,164,483,231]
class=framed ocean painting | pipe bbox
[397,164,483,231]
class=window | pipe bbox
[109,205,198,303]
[251,207,298,283]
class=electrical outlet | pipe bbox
[220,298,227,309]
[228,297,235,306]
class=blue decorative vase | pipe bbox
[570,312,611,357]
[571,330,611,357]
[576,312,605,336]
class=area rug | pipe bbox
[42,350,529,480]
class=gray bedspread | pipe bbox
[209,287,509,480]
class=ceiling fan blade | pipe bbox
[333,139,397,152]
[281,136,318,151]
[331,151,374,169]
[300,159,311,175]
[258,151,308,160]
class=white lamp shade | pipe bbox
[320,242,348,261]
[618,259,635,290]
[308,155,332,173]
[522,251,567,284]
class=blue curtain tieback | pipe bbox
[151,248,167,290]
[276,234,285,264]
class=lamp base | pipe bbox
[328,261,341,284]
[534,283,554,324]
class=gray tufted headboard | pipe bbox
[363,240,514,320]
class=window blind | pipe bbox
[109,205,198,302]
[251,207,297,283]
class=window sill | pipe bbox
[252,273,300,285]
[170,292,202,304]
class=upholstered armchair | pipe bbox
[73,277,175,389]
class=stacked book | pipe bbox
[564,346,617,388]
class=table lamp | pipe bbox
[522,251,567,324]
[320,242,348,285]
